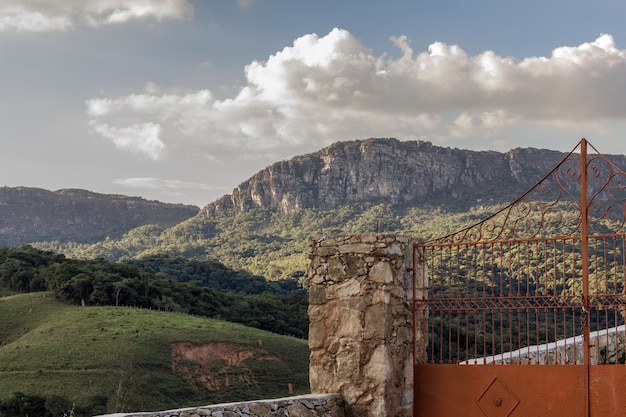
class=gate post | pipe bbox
[308,234,416,417]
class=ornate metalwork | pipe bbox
[428,140,626,245]
[428,295,583,311]
[415,139,626,369]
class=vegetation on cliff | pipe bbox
[37,202,501,282]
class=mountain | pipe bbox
[10,138,626,280]
[0,187,199,246]
[38,137,626,282]
[202,138,579,216]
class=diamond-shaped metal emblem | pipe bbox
[476,377,520,417]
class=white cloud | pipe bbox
[0,6,72,32]
[86,29,626,160]
[0,0,193,32]
[90,122,165,160]
[86,90,213,134]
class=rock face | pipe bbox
[0,187,199,246]
[202,138,575,216]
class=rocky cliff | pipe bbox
[0,187,199,246]
[201,138,578,216]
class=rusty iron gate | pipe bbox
[413,139,626,417]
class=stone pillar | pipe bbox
[308,234,416,417]
[413,246,429,365]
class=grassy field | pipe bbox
[0,292,310,415]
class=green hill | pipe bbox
[0,292,310,416]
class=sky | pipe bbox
[2,0,626,208]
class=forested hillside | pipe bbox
[37,203,500,281]
[0,246,307,338]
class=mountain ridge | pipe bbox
[0,187,199,247]
[201,138,580,217]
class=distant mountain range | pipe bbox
[3,139,626,271]
[0,187,198,247]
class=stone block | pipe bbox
[309,285,327,305]
[327,257,347,281]
[286,402,317,417]
[364,304,386,340]
[334,308,362,339]
[310,272,325,285]
[308,319,326,349]
[361,235,378,244]
[319,237,338,247]
[336,278,361,298]
[338,243,373,254]
[316,246,337,257]
[369,261,393,283]
[370,289,390,306]
[344,255,367,277]
[248,402,271,415]
[335,340,361,380]
[363,344,389,382]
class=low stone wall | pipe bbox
[95,394,344,417]
[462,325,626,365]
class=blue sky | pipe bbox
[2,0,626,207]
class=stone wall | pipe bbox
[463,325,626,365]
[95,394,344,417]
[308,234,417,417]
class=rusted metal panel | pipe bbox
[589,367,626,415]
[415,365,586,417]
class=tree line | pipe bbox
[0,246,308,338]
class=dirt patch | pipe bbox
[171,341,285,391]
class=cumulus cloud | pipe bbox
[90,121,165,160]
[86,28,626,160]
[0,0,193,32]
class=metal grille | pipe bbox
[415,139,626,366]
